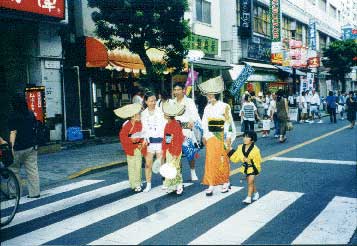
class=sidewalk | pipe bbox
[27,112,329,188]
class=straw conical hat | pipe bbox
[113,103,141,119]
[198,76,224,94]
[162,101,185,117]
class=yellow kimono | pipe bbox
[230,144,262,175]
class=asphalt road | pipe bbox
[1,120,356,245]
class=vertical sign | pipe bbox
[25,87,46,123]
[308,20,317,50]
[270,0,281,42]
[240,0,253,37]
[307,73,314,90]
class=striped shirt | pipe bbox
[242,102,257,121]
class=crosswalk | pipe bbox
[1,179,356,245]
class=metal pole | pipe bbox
[292,67,297,94]
[191,62,195,101]
[73,66,83,130]
[61,64,67,141]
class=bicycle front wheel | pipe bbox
[0,168,20,227]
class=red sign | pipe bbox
[25,87,45,123]
[1,0,65,19]
[308,57,320,68]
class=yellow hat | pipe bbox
[113,103,141,119]
[198,76,224,94]
[162,101,185,117]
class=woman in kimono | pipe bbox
[161,101,185,195]
[115,103,146,192]
[199,76,236,196]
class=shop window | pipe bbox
[196,0,211,24]
[253,5,270,37]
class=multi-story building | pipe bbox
[0,0,68,141]
[340,0,357,27]
[221,0,343,98]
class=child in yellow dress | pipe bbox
[229,131,262,204]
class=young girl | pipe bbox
[229,131,262,204]
[161,101,185,195]
[141,92,166,192]
[115,103,146,193]
[261,115,271,137]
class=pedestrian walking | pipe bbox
[261,115,271,137]
[115,104,145,192]
[269,93,280,138]
[229,131,262,204]
[161,101,185,195]
[172,83,201,181]
[256,92,266,120]
[337,92,347,120]
[346,91,356,129]
[241,95,260,133]
[310,89,323,123]
[199,76,236,196]
[141,91,166,192]
[8,94,40,198]
[276,90,289,143]
[326,91,338,123]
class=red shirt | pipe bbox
[119,120,147,156]
[162,120,184,158]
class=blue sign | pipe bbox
[342,27,357,40]
[308,20,316,50]
[230,64,255,96]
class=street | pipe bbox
[1,120,356,245]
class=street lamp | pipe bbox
[186,50,204,101]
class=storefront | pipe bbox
[0,0,66,141]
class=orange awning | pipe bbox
[85,37,167,73]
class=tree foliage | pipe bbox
[323,39,357,92]
[88,0,190,86]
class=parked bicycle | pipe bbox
[0,142,20,227]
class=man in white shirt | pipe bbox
[173,83,202,181]
[310,89,323,123]
[132,88,143,105]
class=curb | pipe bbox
[67,160,127,180]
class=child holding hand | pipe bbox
[229,131,262,204]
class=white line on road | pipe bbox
[189,190,304,245]
[1,179,104,210]
[270,157,356,165]
[292,196,357,245]
[1,183,193,246]
[90,186,243,245]
[2,181,130,229]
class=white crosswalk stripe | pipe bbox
[1,179,104,210]
[3,181,130,229]
[2,179,356,245]
[189,190,304,245]
[1,183,193,246]
[90,186,243,245]
[292,196,357,245]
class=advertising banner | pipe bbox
[308,20,317,51]
[307,73,314,91]
[270,0,281,42]
[25,86,46,123]
[230,63,255,95]
[308,57,320,68]
[184,34,218,56]
[1,0,65,19]
[240,0,253,37]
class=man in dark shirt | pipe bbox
[8,95,40,198]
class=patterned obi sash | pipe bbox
[208,118,224,132]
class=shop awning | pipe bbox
[275,66,306,76]
[192,57,232,70]
[243,61,278,71]
[86,37,165,73]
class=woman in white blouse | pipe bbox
[141,91,166,192]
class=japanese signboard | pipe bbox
[342,27,357,40]
[247,36,271,62]
[240,0,253,37]
[1,0,65,19]
[270,0,281,42]
[308,20,317,50]
[308,57,320,68]
[271,53,283,65]
[25,86,46,123]
[230,63,255,96]
[184,34,218,56]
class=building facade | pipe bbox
[0,0,68,141]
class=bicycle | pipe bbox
[0,143,20,227]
